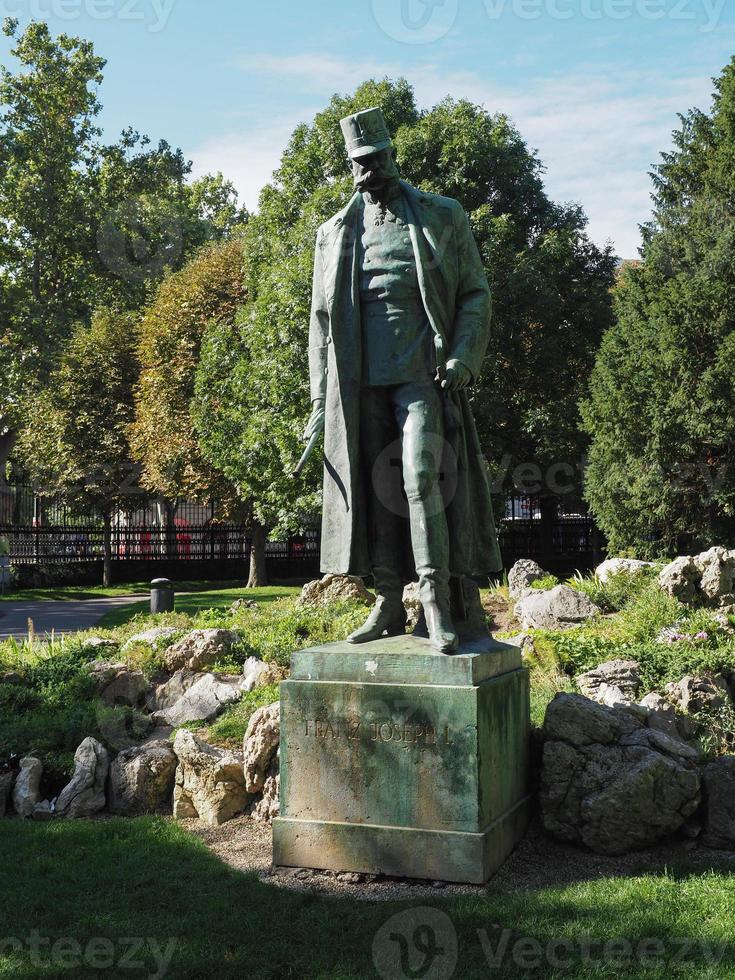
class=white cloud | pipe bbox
[193,52,719,257]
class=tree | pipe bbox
[15,310,140,586]
[130,237,247,517]
[192,78,615,580]
[581,58,735,557]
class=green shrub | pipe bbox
[531,574,559,591]
[567,567,659,613]
[206,683,281,746]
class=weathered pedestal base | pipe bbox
[273,634,531,885]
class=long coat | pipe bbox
[309,180,503,577]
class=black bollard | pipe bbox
[150,578,175,614]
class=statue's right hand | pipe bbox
[303,397,326,441]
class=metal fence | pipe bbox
[1,481,602,575]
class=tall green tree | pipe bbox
[582,58,735,557]
[16,310,140,585]
[193,78,615,581]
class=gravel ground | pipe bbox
[183,815,735,902]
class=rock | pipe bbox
[540,693,701,855]
[121,627,180,654]
[299,574,375,608]
[577,659,641,707]
[229,598,258,614]
[55,737,109,819]
[172,730,249,826]
[665,673,732,715]
[243,702,280,794]
[82,636,118,652]
[508,559,546,599]
[702,756,735,848]
[153,672,245,727]
[658,556,700,602]
[252,773,280,823]
[32,800,54,821]
[164,629,240,673]
[0,771,15,817]
[12,757,42,818]
[595,558,654,583]
[659,548,735,605]
[515,585,600,631]
[108,741,177,816]
[638,692,682,739]
[242,657,270,692]
[89,661,148,708]
[402,581,422,628]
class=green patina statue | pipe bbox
[304,107,502,654]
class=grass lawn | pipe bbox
[95,585,300,629]
[1,818,735,979]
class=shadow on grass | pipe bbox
[1,817,735,979]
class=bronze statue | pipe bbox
[303,107,502,653]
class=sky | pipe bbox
[1,0,734,257]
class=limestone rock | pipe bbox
[638,692,681,740]
[252,773,280,823]
[55,737,109,818]
[658,556,700,602]
[153,671,244,727]
[540,693,701,854]
[595,558,654,583]
[515,585,600,631]
[0,770,15,817]
[702,756,735,848]
[32,800,54,821]
[173,729,249,826]
[659,548,735,605]
[229,598,258,614]
[508,559,546,599]
[164,629,240,673]
[121,627,180,654]
[299,574,375,608]
[577,659,641,707]
[12,757,42,818]
[242,657,270,692]
[108,741,177,816]
[665,673,732,715]
[693,547,735,601]
[82,636,118,652]
[243,702,280,794]
[89,661,149,708]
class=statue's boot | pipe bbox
[348,575,406,644]
[421,585,459,654]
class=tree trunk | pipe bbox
[0,428,16,486]
[247,522,268,587]
[103,510,112,588]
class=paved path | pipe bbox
[0,595,147,641]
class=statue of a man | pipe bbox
[304,106,502,653]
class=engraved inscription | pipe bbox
[304,717,452,745]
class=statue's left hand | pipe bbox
[441,359,472,391]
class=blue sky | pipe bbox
[1,0,734,256]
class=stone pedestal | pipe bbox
[272,634,531,884]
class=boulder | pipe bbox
[299,574,375,608]
[252,773,280,823]
[164,629,240,673]
[12,757,42,818]
[540,693,701,854]
[243,702,280,794]
[89,661,149,708]
[665,673,732,715]
[702,756,735,848]
[229,598,258,614]
[242,657,270,692]
[658,556,700,602]
[153,672,245,727]
[55,737,109,819]
[173,730,249,826]
[638,692,682,740]
[595,558,654,583]
[508,559,546,599]
[108,741,177,816]
[577,659,641,707]
[659,548,735,605]
[82,636,118,653]
[32,801,54,821]
[515,585,600,631]
[0,771,15,817]
[121,627,180,654]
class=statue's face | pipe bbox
[351,147,399,193]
